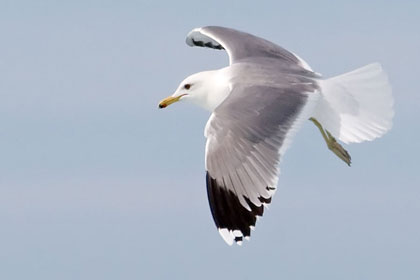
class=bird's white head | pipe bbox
[158,69,230,111]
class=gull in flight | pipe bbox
[158,26,394,245]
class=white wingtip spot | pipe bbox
[185,28,202,46]
[186,27,223,50]
[218,228,234,246]
[233,230,243,237]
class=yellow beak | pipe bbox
[158,94,186,109]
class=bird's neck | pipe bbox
[191,68,231,112]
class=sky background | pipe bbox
[1,1,419,279]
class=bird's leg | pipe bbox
[309,117,352,166]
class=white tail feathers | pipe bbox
[313,63,394,144]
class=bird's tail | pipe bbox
[312,63,394,144]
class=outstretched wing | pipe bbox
[205,82,318,245]
[186,26,310,70]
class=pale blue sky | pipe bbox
[0,1,419,279]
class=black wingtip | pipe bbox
[206,172,268,243]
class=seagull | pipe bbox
[158,26,394,246]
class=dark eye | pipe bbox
[184,84,191,90]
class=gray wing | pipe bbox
[186,26,311,71]
[205,82,318,245]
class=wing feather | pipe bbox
[186,26,315,74]
[205,83,317,244]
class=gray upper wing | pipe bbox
[186,26,304,67]
[204,82,317,244]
